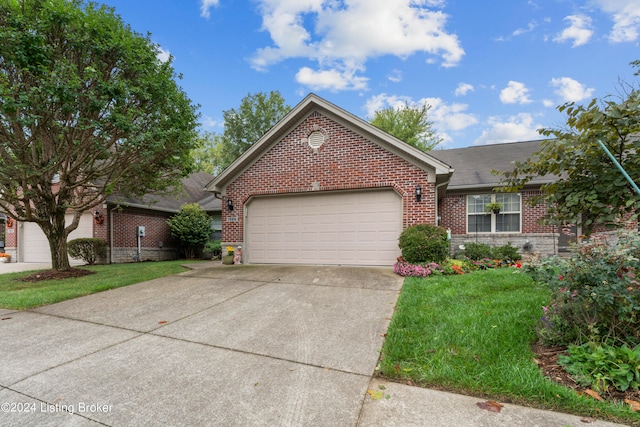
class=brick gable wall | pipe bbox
[222,111,435,245]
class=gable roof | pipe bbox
[107,172,221,213]
[429,139,555,191]
[206,93,454,193]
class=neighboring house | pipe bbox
[4,172,221,263]
[206,94,564,266]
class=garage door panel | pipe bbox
[22,213,93,263]
[247,190,401,266]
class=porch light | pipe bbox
[415,185,422,202]
[227,198,234,211]
[93,211,104,225]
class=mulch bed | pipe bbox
[532,342,640,404]
[16,268,95,282]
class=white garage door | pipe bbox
[21,212,94,263]
[246,190,402,266]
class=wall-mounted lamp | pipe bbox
[94,211,104,225]
[415,185,422,202]
[227,198,234,211]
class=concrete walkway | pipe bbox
[0,265,629,426]
[0,262,54,274]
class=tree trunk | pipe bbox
[44,212,72,271]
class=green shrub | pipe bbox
[461,242,493,260]
[204,239,222,259]
[167,203,213,259]
[68,238,107,265]
[398,224,449,264]
[559,343,640,393]
[526,231,640,347]
[493,243,521,262]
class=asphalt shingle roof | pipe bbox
[429,140,555,191]
[107,172,221,213]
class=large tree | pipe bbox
[370,102,442,151]
[190,131,226,175]
[192,91,291,173]
[0,0,199,270]
[497,67,640,234]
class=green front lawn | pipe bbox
[0,260,203,309]
[379,268,638,425]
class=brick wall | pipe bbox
[222,111,435,246]
[3,219,17,260]
[438,189,558,255]
[105,207,179,263]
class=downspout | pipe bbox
[109,208,114,264]
[434,180,448,226]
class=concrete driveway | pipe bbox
[0,265,403,426]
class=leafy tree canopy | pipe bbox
[190,131,226,175]
[496,63,640,234]
[0,0,199,270]
[192,91,291,174]
[370,102,442,151]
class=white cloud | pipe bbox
[512,20,538,37]
[542,99,555,107]
[202,116,222,128]
[553,15,593,47]
[550,77,595,102]
[250,0,464,92]
[473,113,542,146]
[388,69,403,83]
[200,0,220,19]
[365,93,478,146]
[500,81,532,104]
[592,0,640,42]
[295,66,368,91]
[454,82,474,97]
[156,47,171,63]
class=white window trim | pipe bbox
[466,194,522,234]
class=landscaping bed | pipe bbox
[379,268,638,425]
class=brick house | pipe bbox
[206,94,565,266]
[429,141,563,255]
[3,172,221,263]
[207,93,453,265]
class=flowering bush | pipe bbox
[472,258,501,269]
[525,231,640,347]
[394,256,522,277]
[394,259,480,277]
[394,261,439,277]
[0,253,10,258]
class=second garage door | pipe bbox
[246,190,402,266]
[21,212,94,263]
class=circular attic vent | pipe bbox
[308,131,325,149]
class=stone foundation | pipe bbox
[108,247,179,264]
[449,233,561,257]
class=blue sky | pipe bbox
[101,0,639,148]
